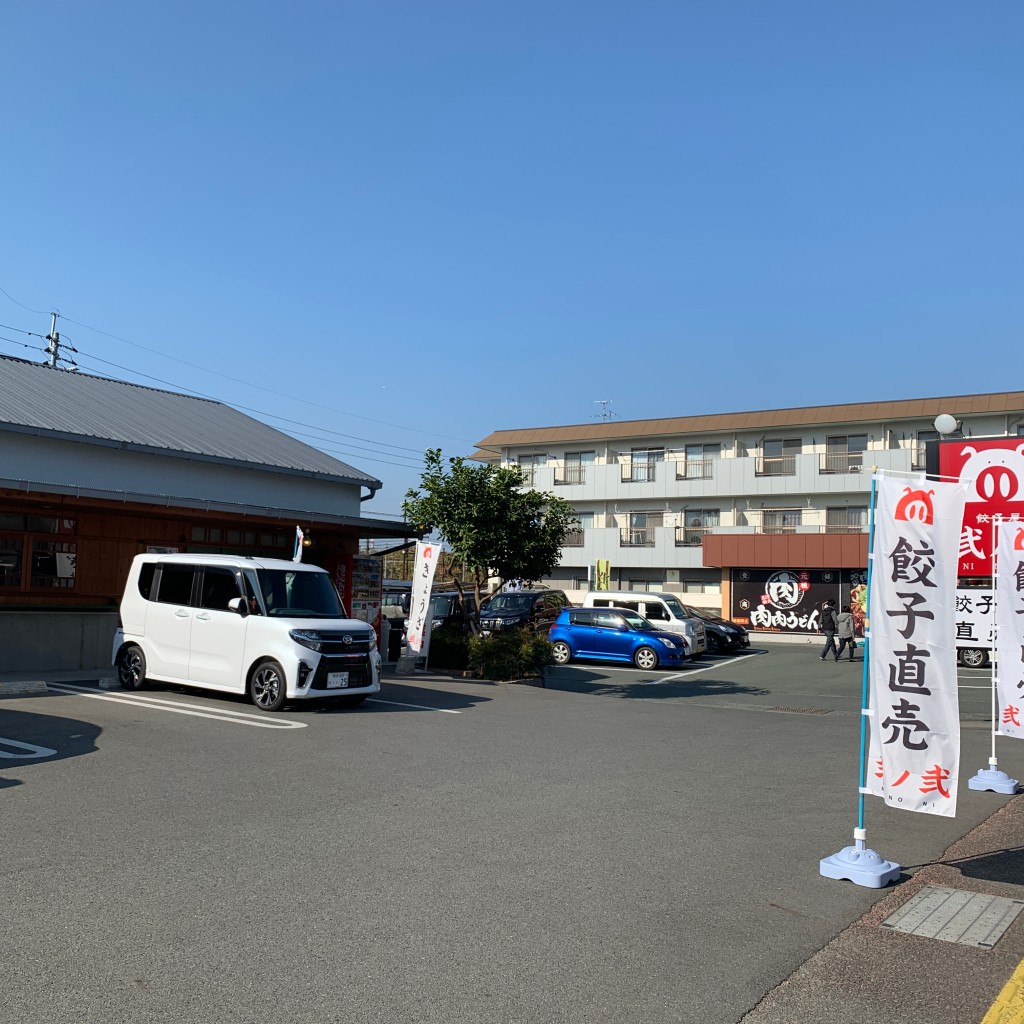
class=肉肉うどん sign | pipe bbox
[730,568,855,635]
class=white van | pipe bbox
[111,553,381,712]
[581,591,707,656]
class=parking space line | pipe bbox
[367,698,461,714]
[640,648,769,684]
[46,684,307,729]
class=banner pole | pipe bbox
[821,469,901,887]
[969,518,1020,793]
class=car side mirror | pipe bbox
[227,596,249,617]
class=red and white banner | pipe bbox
[938,440,1024,577]
[406,541,440,655]
[867,475,968,817]
[995,522,1024,740]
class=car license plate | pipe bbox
[326,672,350,689]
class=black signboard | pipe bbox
[730,568,867,636]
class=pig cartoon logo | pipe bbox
[1015,527,1024,552]
[959,443,1024,502]
[894,487,935,525]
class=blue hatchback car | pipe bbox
[548,607,689,670]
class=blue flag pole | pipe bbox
[820,470,901,888]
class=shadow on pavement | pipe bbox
[0,708,101,789]
[952,845,1024,885]
[540,666,769,700]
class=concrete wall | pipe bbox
[0,611,119,672]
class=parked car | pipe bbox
[479,589,570,634]
[429,591,477,632]
[581,591,707,657]
[548,607,689,670]
[112,553,381,712]
[681,604,750,654]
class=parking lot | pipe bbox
[3,643,1022,1024]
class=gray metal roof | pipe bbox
[0,355,381,487]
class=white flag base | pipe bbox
[820,839,901,888]
[968,766,1020,795]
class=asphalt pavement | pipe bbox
[2,643,1022,1024]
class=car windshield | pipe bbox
[484,594,532,614]
[661,596,689,619]
[255,569,346,618]
[429,594,458,616]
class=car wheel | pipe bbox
[250,659,288,712]
[706,633,721,655]
[633,646,659,670]
[551,641,571,665]
[960,648,988,669]
[117,644,147,690]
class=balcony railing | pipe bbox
[911,444,929,471]
[754,456,797,477]
[674,459,714,481]
[561,528,584,547]
[519,467,538,486]
[675,526,712,547]
[554,465,586,486]
[620,463,658,483]
[819,452,863,474]
[824,523,866,534]
[620,527,655,547]
[761,520,801,534]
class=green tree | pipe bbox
[402,449,577,630]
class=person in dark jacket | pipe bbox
[835,605,856,662]
[819,599,839,661]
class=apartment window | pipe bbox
[826,507,868,533]
[913,430,939,470]
[557,451,595,485]
[565,510,594,544]
[623,447,663,483]
[758,438,800,476]
[762,509,802,534]
[620,511,661,547]
[678,442,719,480]
[682,579,722,594]
[821,435,867,474]
[516,454,547,486]
[629,579,662,592]
[678,509,720,546]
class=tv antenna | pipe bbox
[593,400,617,421]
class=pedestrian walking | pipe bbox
[819,598,839,661]
[835,604,857,662]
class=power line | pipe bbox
[66,340,427,459]
[57,310,477,445]
[68,353,428,472]
[0,284,50,316]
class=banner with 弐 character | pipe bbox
[995,522,1024,740]
[867,475,968,817]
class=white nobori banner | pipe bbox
[867,475,968,817]
[995,522,1024,740]
[406,541,441,655]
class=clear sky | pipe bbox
[2,1,1021,518]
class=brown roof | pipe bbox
[474,391,1024,453]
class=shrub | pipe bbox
[426,623,471,671]
[468,629,554,681]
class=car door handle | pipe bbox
[175,609,191,618]
[195,612,211,621]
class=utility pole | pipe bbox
[44,312,60,368]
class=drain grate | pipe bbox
[881,885,1024,948]
[763,706,832,715]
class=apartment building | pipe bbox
[474,391,1024,635]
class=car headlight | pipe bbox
[657,637,678,649]
[289,629,322,652]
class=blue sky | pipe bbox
[2,2,1021,518]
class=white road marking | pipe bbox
[367,698,461,714]
[640,648,770,684]
[46,684,307,729]
[0,736,58,759]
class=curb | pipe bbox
[0,679,48,697]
